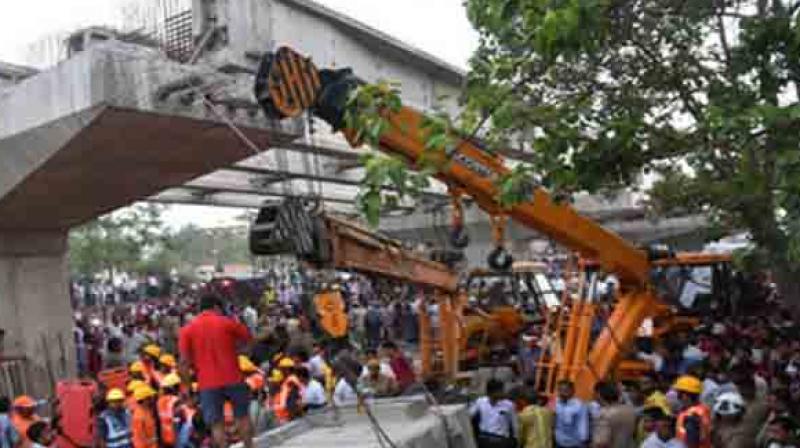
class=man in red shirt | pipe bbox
[382,341,415,392]
[179,295,253,448]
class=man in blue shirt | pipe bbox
[0,396,19,448]
[554,380,590,448]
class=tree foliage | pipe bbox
[344,0,800,301]
[344,80,436,226]
[68,204,166,278]
[69,205,252,278]
[462,0,800,298]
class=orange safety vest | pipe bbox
[156,395,180,446]
[126,396,138,413]
[142,362,162,388]
[246,372,266,392]
[222,402,241,443]
[223,402,234,426]
[273,375,306,423]
[131,404,158,448]
[11,414,40,448]
[676,403,712,448]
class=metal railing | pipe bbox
[0,356,32,399]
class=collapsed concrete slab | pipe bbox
[0,43,300,230]
[0,42,299,394]
[255,397,476,448]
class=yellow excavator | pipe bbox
[251,46,732,399]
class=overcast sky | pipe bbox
[0,0,478,228]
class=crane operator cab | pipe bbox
[650,253,734,315]
[459,261,560,368]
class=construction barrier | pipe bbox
[98,366,129,392]
[55,379,97,448]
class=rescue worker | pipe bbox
[131,385,158,448]
[157,373,182,448]
[711,391,748,448]
[10,396,41,448]
[140,344,162,388]
[97,389,132,448]
[129,362,147,383]
[673,375,712,448]
[238,356,268,433]
[273,359,305,423]
[239,356,265,394]
[264,370,284,429]
[159,354,177,376]
[126,380,146,412]
[177,383,204,448]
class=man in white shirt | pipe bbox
[242,304,258,334]
[298,367,327,410]
[641,408,686,448]
[470,379,518,444]
[333,377,357,407]
[308,343,327,380]
[359,350,396,380]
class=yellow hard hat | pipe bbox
[133,385,157,402]
[159,354,177,368]
[142,344,161,358]
[106,388,125,402]
[277,358,295,369]
[239,355,257,373]
[268,369,284,384]
[127,379,146,393]
[673,375,703,395]
[129,361,144,374]
[161,373,181,389]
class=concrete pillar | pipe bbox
[0,231,75,397]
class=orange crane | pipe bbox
[250,200,466,378]
[252,46,727,399]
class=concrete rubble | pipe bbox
[252,397,477,448]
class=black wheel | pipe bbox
[488,247,513,271]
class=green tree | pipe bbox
[350,1,800,304]
[461,0,800,301]
[68,204,166,279]
[347,0,800,304]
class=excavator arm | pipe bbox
[254,47,659,398]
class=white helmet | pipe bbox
[713,391,745,416]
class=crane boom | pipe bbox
[254,47,661,398]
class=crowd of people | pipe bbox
[1,268,799,448]
[1,272,421,448]
[470,290,800,448]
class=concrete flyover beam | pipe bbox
[0,42,300,231]
[0,42,300,392]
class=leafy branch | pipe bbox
[344,81,456,226]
